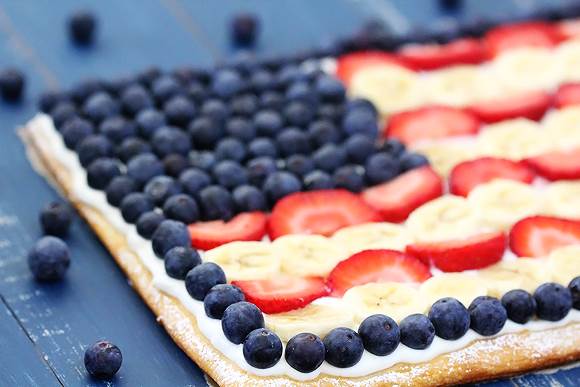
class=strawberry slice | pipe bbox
[328,249,431,296]
[406,232,507,272]
[449,157,536,197]
[556,18,580,40]
[188,212,267,250]
[232,275,330,314]
[509,216,580,257]
[484,22,562,57]
[524,147,580,181]
[335,51,412,85]
[362,166,443,223]
[385,105,480,146]
[468,90,552,123]
[268,190,381,239]
[555,83,580,108]
[398,38,485,70]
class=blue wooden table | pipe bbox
[0,1,578,385]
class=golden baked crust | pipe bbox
[20,122,580,386]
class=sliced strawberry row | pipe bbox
[398,38,485,70]
[188,212,268,250]
[468,90,553,123]
[483,21,563,58]
[335,51,413,85]
[555,83,580,108]
[524,147,580,181]
[509,216,580,258]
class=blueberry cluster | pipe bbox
[43,57,428,227]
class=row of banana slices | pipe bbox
[415,108,580,176]
[348,39,580,116]
[266,245,580,342]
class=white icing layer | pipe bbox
[32,114,580,381]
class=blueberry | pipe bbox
[365,152,400,184]
[136,66,161,87]
[0,68,24,102]
[263,171,302,204]
[120,84,153,116]
[71,78,104,104]
[533,283,573,321]
[164,246,201,279]
[381,138,406,157]
[304,170,335,190]
[144,175,182,206]
[212,69,244,98]
[51,101,78,128]
[204,284,245,319]
[317,103,343,123]
[276,128,311,157]
[162,194,199,224]
[135,108,166,138]
[323,327,364,368]
[231,13,259,47]
[259,91,284,110]
[116,137,151,163]
[285,154,315,177]
[76,135,113,167]
[225,117,256,142]
[400,152,430,171]
[342,110,378,138]
[285,333,325,373]
[106,75,137,96]
[212,160,248,189]
[250,69,275,93]
[83,341,122,379]
[230,94,259,117]
[215,137,246,162]
[276,64,300,86]
[61,117,94,149]
[189,150,217,171]
[308,120,341,148]
[248,137,278,159]
[83,92,119,123]
[221,301,264,344]
[105,176,138,207]
[399,313,435,349]
[151,75,184,103]
[198,185,235,220]
[253,110,283,137]
[87,158,121,190]
[312,144,347,172]
[152,126,191,157]
[285,81,318,105]
[135,211,165,239]
[358,314,400,356]
[428,297,470,340]
[315,75,346,102]
[163,154,189,178]
[201,99,230,123]
[246,156,278,186]
[185,262,226,301]
[344,134,375,164]
[284,101,314,127]
[39,202,72,237]
[188,116,224,149]
[233,185,268,212]
[243,328,283,369]
[151,219,190,257]
[28,236,70,282]
[68,10,97,45]
[178,168,211,197]
[468,296,507,335]
[38,90,69,113]
[333,165,365,192]
[126,153,165,187]
[120,193,154,223]
[501,289,537,324]
[99,116,136,143]
[570,277,580,310]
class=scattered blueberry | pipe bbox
[276,128,311,157]
[186,81,207,103]
[230,94,259,117]
[164,246,201,280]
[323,327,364,368]
[198,185,235,220]
[163,95,196,127]
[225,117,256,142]
[200,99,229,123]
[188,116,224,149]
[570,276,580,310]
[303,170,335,190]
[178,168,212,197]
[76,134,113,167]
[285,333,325,373]
[135,108,166,138]
[61,117,94,149]
[162,194,199,224]
[333,165,365,192]
[144,175,182,206]
[120,192,154,223]
[40,202,72,237]
[534,283,573,321]
[126,153,164,186]
[135,211,165,240]
[99,116,136,144]
[189,150,217,172]
[285,154,315,177]
[51,101,78,128]
[399,313,435,349]
[185,262,226,301]
[358,314,400,356]
[250,69,275,93]
[243,328,283,369]
[308,120,341,148]
[286,81,317,105]
[68,10,97,45]
[381,138,406,157]
[315,75,346,102]
[317,103,343,123]
[0,68,25,102]
[28,236,70,282]
[151,126,191,157]
[163,154,189,178]
[428,297,470,340]
[468,296,507,335]
[116,137,151,163]
[233,185,268,212]
[212,69,244,99]
[105,176,138,207]
[38,90,69,113]
[120,84,153,116]
[151,219,190,257]
[231,13,259,47]
[284,101,314,127]
[259,91,284,110]
[263,171,302,204]
[83,92,119,123]
[71,78,104,104]
[221,301,265,344]
[342,110,378,138]
[344,134,375,164]
[84,341,122,379]
[212,160,248,189]
[312,144,347,172]
[253,110,283,137]
[215,137,247,162]
[365,152,400,184]
[248,137,278,159]
[136,66,161,87]
[87,158,121,190]
[151,75,184,104]
[204,284,245,319]
[246,156,278,186]
[501,289,536,324]
[400,152,429,171]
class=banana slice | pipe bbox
[349,65,424,115]
[555,39,580,82]
[548,245,580,286]
[413,140,479,177]
[343,282,427,324]
[492,47,563,92]
[477,118,554,160]
[420,273,488,307]
[478,258,551,297]
[265,303,354,342]
[272,234,348,277]
[467,179,544,231]
[545,181,580,219]
[406,195,483,242]
[331,222,413,255]
[204,241,280,281]
[424,65,501,107]
[542,106,580,149]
